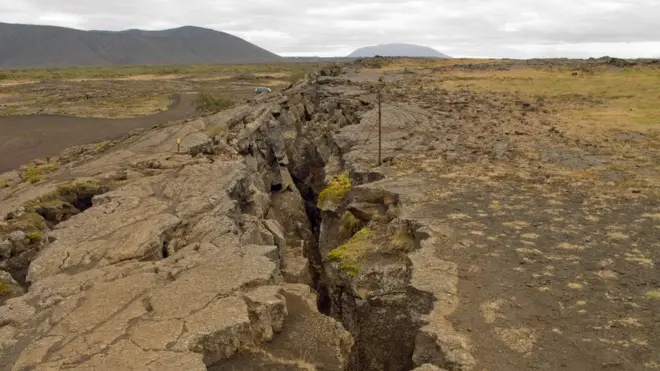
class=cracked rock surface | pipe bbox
[4,58,658,371]
[0,89,355,370]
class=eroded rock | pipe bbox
[0,63,483,371]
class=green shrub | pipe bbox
[194,92,234,113]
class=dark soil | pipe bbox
[0,93,197,173]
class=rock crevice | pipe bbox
[0,65,474,371]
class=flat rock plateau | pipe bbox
[1,58,659,371]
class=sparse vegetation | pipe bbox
[390,228,415,250]
[155,67,181,75]
[644,290,660,300]
[287,70,308,84]
[340,211,361,236]
[23,179,113,215]
[317,172,352,207]
[0,62,326,81]
[430,66,660,132]
[194,92,235,113]
[0,281,9,296]
[0,212,47,235]
[96,141,114,152]
[20,163,60,184]
[26,231,41,242]
[328,227,373,277]
[55,179,112,203]
[204,124,227,138]
[0,62,323,119]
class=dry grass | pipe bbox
[0,62,322,118]
[367,58,510,72]
[20,163,60,184]
[0,62,326,81]
[431,67,660,133]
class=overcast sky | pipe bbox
[1,0,659,58]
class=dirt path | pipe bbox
[0,93,198,173]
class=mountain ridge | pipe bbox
[0,22,282,68]
[348,43,451,58]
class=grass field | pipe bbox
[0,62,321,81]
[432,67,660,132]
[0,62,323,118]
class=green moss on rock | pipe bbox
[0,281,9,296]
[20,163,60,184]
[26,231,42,242]
[328,227,373,277]
[318,172,352,207]
[0,212,46,235]
[340,211,361,237]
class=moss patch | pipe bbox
[340,211,361,236]
[20,163,60,184]
[0,281,9,296]
[26,231,41,242]
[328,227,373,277]
[318,172,352,207]
[8,178,114,232]
[643,290,660,300]
[0,212,46,234]
[56,179,108,197]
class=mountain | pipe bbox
[348,43,451,58]
[0,22,282,68]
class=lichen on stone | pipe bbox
[317,172,352,208]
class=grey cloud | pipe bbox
[1,0,659,58]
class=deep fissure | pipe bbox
[262,71,442,370]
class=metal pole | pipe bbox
[377,89,382,166]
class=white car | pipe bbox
[255,87,272,94]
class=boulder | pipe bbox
[0,239,11,259]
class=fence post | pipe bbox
[377,88,382,166]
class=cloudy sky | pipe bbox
[1,0,659,58]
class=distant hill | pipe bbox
[0,22,283,68]
[348,43,451,58]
